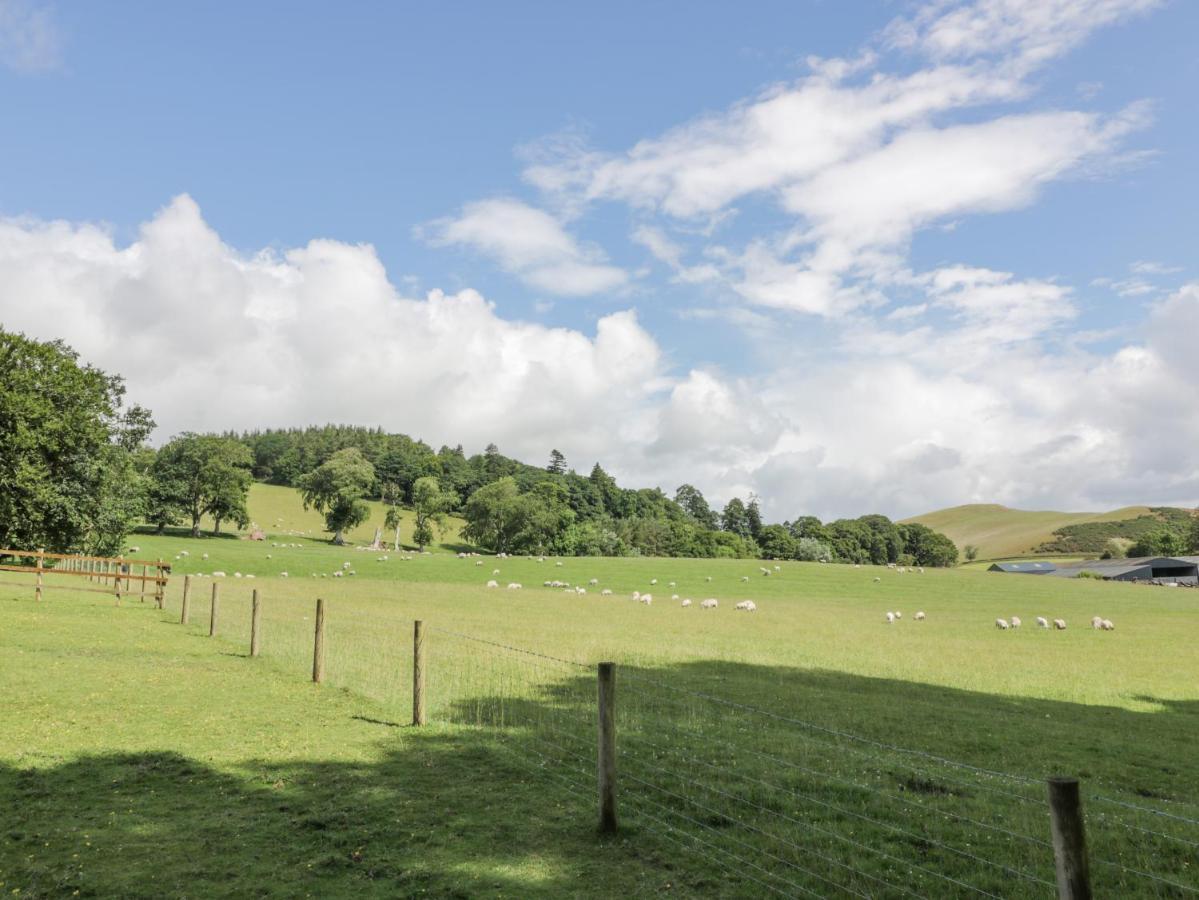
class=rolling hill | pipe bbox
[902,503,1165,561]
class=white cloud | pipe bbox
[422,198,626,297]
[1130,260,1182,275]
[0,0,60,72]
[1,197,1198,522]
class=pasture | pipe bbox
[3,493,1198,897]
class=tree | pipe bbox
[675,484,718,530]
[721,498,750,537]
[746,496,764,540]
[461,477,526,553]
[756,524,797,560]
[1128,528,1188,558]
[1189,513,1199,554]
[547,449,567,475]
[963,544,979,562]
[298,448,376,544]
[793,537,832,562]
[149,435,253,538]
[0,331,155,554]
[411,476,453,551]
[381,482,403,551]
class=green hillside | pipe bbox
[902,504,1157,560]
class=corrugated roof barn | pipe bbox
[987,561,1058,574]
[1049,556,1199,584]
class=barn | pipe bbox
[987,561,1058,575]
[1049,556,1199,585]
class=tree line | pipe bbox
[2,330,969,565]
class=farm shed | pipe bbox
[987,561,1058,574]
[1049,556,1199,584]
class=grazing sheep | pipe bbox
[280,572,288,578]
[885,611,896,624]
[234,572,243,578]
[576,586,586,595]
[507,583,522,590]
[127,546,140,553]
[681,598,692,607]
[735,600,757,612]
[601,589,613,596]
[1053,618,1067,630]
[342,562,351,570]
[1091,616,1103,629]
[486,580,498,588]
[555,561,563,567]
[894,611,902,619]
[701,598,718,609]
[1010,616,1021,628]
[202,553,208,560]
[266,554,272,559]
[212,571,226,578]
[1036,616,1049,628]
[914,611,926,621]
[639,594,653,605]
[475,560,483,566]
[740,576,750,583]
[492,568,500,576]
[632,591,641,601]
[650,578,658,585]
[671,594,680,601]
[705,576,713,582]
[589,578,599,586]
[873,577,881,583]
[773,565,781,571]
[995,618,1009,630]
[332,571,343,578]
[1101,619,1114,631]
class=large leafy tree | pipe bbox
[298,448,376,544]
[149,434,253,537]
[411,476,454,551]
[674,484,718,530]
[0,330,154,554]
[461,477,526,553]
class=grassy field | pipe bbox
[903,503,1153,560]
[3,487,1198,897]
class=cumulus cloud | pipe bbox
[421,198,627,297]
[1,197,1197,522]
[0,0,60,72]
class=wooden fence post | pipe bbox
[35,548,44,602]
[154,559,165,609]
[413,620,426,726]
[209,582,220,637]
[180,575,192,625]
[250,589,262,657]
[115,556,124,605]
[1047,777,1092,900]
[312,598,326,683]
[598,661,618,834]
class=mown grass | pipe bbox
[4,488,1199,896]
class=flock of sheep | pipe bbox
[994,615,1115,631]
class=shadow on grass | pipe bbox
[5,661,1198,898]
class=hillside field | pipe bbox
[903,503,1156,560]
[3,487,1198,897]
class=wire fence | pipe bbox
[39,577,1199,898]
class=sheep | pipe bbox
[894,611,902,619]
[650,578,658,585]
[639,594,653,605]
[740,576,750,583]
[1036,616,1049,628]
[332,571,343,578]
[475,560,483,566]
[632,591,641,601]
[246,574,256,579]
[681,598,692,607]
[735,600,757,612]
[234,572,243,578]
[212,571,226,578]
[701,598,718,609]
[202,553,209,560]
[873,577,881,583]
[507,583,522,590]
[1053,618,1067,630]
[1101,619,1115,631]
[773,565,781,571]
[1010,616,1022,628]
[589,578,599,586]
[705,576,713,582]
[555,561,563,567]
[492,568,501,576]
[914,611,926,621]
[885,611,896,624]
[280,572,288,578]
[601,589,613,596]
[127,545,140,553]
[995,618,1009,630]
[266,554,272,560]
[342,562,351,570]
[671,594,680,601]
[668,581,677,588]
[1091,616,1103,630]
[486,580,498,588]
[576,586,586,595]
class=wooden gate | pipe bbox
[0,548,171,607]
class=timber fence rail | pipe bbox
[0,547,169,606]
[162,592,1199,898]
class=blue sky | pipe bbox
[1,0,1197,520]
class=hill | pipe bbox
[902,504,1167,560]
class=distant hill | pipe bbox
[901,504,1195,561]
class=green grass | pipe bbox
[903,503,1153,560]
[4,487,1198,897]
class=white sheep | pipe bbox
[885,611,896,624]
[773,565,781,571]
[681,598,692,607]
[1036,616,1049,628]
[705,576,713,582]
[202,553,209,560]
[555,561,563,567]
[576,586,586,595]
[735,600,757,612]
[995,618,1009,630]
[1010,616,1021,628]
[1091,616,1103,629]
[601,589,612,596]
[632,591,641,601]
[1053,618,1067,630]
[212,571,226,578]
[894,611,902,619]
[671,594,680,601]
[486,580,498,588]
[701,598,718,609]
[332,571,343,578]
[266,554,272,559]
[873,577,881,583]
[342,562,351,569]
[639,594,653,605]
[1101,619,1114,631]
[589,578,599,586]
[914,611,926,621]
[740,576,750,583]
[507,583,522,590]
[475,560,483,566]
[234,572,243,578]
[650,578,658,585]
[492,568,500,576]
[280,572,288,578]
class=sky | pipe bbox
[1,0,1197,522]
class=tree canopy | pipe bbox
[298,448,376,544]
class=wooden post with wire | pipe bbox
[412,620,426,725]
[209,582,220,637]
[180,575,192,625]
[1047,776,1092,900]
[35,549,44,602]
[250,589,262,657]
[154,559,165,609]
[598,661,618,834]
[115,555,124,605]
[312,598,325,683]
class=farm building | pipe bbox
[987,561,1058,575]
[1048,556,1199,585]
